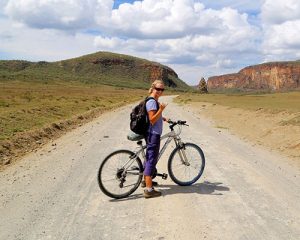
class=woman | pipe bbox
[143,80,168,199]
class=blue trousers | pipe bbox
[144,133,161,176]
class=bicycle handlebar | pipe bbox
[167,120,189,130]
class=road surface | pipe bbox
[0,96,299,240]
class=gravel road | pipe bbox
[0,96,299,240]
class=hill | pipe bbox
[207,60,300,91]
[0,51,190,90]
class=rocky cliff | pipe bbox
[207,61,300,91]
[89,57,179,86]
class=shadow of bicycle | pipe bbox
[109,181,229,202]
[159,181,230,196]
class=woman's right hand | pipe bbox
[160,102,167,111]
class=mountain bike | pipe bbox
[97,120,205,199]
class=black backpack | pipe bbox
[130,97,158,136]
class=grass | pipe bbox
[0,81,146,141]
[175,91,300,126]
[176,92,300,112]
[215,125,229,129]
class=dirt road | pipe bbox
[0,96,299,240]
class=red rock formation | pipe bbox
[92,57,179,87]
[207,62,300,91]
[140,64,178,87]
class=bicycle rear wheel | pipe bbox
[98,150,143,199]
[168,143,205,186]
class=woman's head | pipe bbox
[149,80,165,97]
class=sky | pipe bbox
[1,0,300,85]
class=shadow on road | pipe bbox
[159,181,230,196]
[109,181,229,202]
[109,193,144,202]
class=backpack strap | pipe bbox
[145,96,159,111]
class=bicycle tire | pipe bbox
[168,143,205,186]
[98,150,143,199]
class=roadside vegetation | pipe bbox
[175,91,300,126]
[0,81,147,141]
[175,91,300,159]
[0,80,147,166]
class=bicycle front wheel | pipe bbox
[98,150,143,199]
[168,143,205,186]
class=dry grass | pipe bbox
[175,91,300,126]
[0,81,145,141]
[176,91,300,160]
[0,81,146,165]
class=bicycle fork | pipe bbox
[175,139,190,166]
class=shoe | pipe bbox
[140,180,158,188]
[143,189,162,199]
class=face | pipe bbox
[153,83,165,98]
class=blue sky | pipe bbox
[1,0,300,85]
[114,0,139,8]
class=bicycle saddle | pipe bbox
[127,131,144,141]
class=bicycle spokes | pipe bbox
[168,143,205,186]
[98,150,143,199]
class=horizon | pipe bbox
[2,51,300,86]
[1,0,300,85]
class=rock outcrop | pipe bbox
[140,64,178,87]
[91,58,179,87]
[197,77,208,93]
[207,61,300,91]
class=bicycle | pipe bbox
[97,120,205,199]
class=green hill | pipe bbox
[0,51,190,90]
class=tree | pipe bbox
[198,77,208,93]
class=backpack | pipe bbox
[130,97,158,136]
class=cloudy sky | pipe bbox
[1,0,300,85]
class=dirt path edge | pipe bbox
[0,103,125,169]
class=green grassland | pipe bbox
[0,51,190,90]
[175,91,300,126]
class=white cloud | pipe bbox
[261,0,300,25]
[94,2,259,68]
[94,36,124,49]
[261,0,300,62]
[263,20,300,60]
[102,0,220,39]
[4,0,113,30]
[0,18,97,60]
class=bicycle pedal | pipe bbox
[156,172,168,180]
[162,173,168,180]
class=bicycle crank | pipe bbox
[156,173,168,180]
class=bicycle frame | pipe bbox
[118,123,189,180]
[133,124,185,164]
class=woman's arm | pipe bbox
[148,103,167,125]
